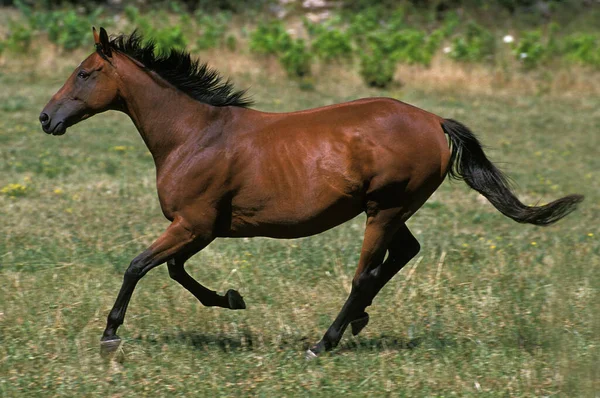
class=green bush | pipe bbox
[124,6,187,53]
[53,9,103,51]
[449,21,496,63]
[153,26,188,53]
[196,12,231,50]
[249,20,291,55]
[279,38,312,77]
[439,11,460,38]
[359,49,397,88]
[314,29,353,61]
[249,20,311,78]
[13,0,106,51]
[514,30,546,69]
[561,33,600,69]
[348,7,381,42]
[124,6,156,40]
[350,7,444,68]
[305,21,353,62]
[5,21,32,53]
[391,29,430,64]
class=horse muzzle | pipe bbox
[39,112,67,136]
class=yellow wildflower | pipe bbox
[1,183,27,197]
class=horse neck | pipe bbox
[114,56,217,167]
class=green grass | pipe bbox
[0,59,598,396]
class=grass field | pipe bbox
[0,52,598,396]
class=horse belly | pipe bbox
[227,179,365,239]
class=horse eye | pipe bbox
[77,70,90,79]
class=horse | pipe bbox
[40,27,583,358]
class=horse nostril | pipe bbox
[39,113,49,124]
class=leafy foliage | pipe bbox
[12,0,106,52]
[347,7,382,39]
[4,21,32,53]
[514,30,547,69]
[449,21,496,63]
[52,9,104,51]
[250,21,312,78]
[196,12,231,50]
[304,18,353,62]
[249,20,291,55]
[359,49,397,88]
[351,8,450,87]
[124,6,188,53]
[2,1,600,84]
[279,38,312,77]
[562,33,600,69]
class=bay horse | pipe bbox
[40,28,583,358]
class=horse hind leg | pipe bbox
[307,219,420,358]
[308,209,407,357]
[350,223,420,336]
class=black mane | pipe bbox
[108,31,253,108]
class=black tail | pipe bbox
[442,119,583,226]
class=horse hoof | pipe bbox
[350,312,369,336]
[226,289,246,310]
[305,349,319,361]
[100,338,122,359]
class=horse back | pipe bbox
[218,97,451,237]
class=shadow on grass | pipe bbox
[133,331,423,355]
[132,331,255,352]
[337,335,422,354]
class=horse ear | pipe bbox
[97,27,112,57]
[93,26,100,45]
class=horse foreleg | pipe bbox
[167,256,246,309]
[100,218,207,355]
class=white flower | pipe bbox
[503,35,514,44]
[520,52,528,59]
[443,46,452,54]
